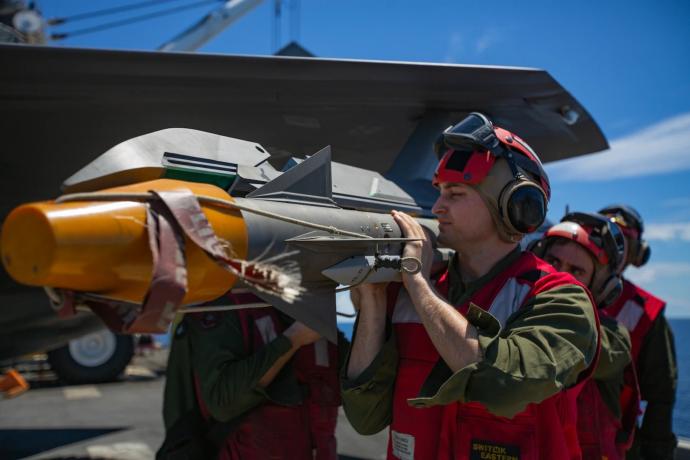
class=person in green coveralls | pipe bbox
[599,204,678,460]
[534,211,635,460]
[341,113,600,460]
[158,290,349,460]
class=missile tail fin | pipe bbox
[247,146,336,206]
[248,281,338,343]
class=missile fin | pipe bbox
[247,146,336,206]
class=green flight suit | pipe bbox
[594,315,633,420]
[160,309,349,456]
[628,314,678,460]
[341,248,600,435]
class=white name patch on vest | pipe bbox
[391,430,415,460]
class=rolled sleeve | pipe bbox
[409,284,599,418]
[341,329,399,435]
[594,316,631,381]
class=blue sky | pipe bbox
[37,0,690,316]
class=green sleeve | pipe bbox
[409,284,599,418]
[340,319,399,435]
[593,316,632,419]
[162,321,196,430]
[595,315,632,381]
[189,312,294,422]
[637,313,678,459]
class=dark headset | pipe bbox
[563,212,626,307]
[598,204,651,267]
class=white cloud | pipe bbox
[546,112,690,181]
[625,262,690,284]
[661,197,690,208]
[645,222,690,242]
[475,29,500,54]
[444,32,463,63]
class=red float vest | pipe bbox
[194,293,340,460]
[575,360,640,460]
[603,279,665,361]
[387,251,600,460]
[599,279,660,453]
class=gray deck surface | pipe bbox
[0,350,387,459]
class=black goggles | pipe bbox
[435,112,545,180]
[561,211,627,270]
[436,112,501,156]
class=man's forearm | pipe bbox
[347,289,388,379]
[257,341,299,387]
[405,274,481,372]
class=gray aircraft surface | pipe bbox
[0,42,608,360]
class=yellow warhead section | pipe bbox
[1,179,248,304]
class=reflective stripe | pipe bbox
[314,338,330,367]
[254,315,277,344]
[392,289,421,324]
[392,277,532,328]
[487,277,532,328]
[616,300,644,332]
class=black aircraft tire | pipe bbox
[47,331,135,384]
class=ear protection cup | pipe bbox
[595,275,623,308]
[633,240,651,267]
[498,179,548,235]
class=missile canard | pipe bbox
[2,128,443,342]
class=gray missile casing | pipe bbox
[237,197,439,342]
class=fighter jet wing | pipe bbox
[0,43,607,220]
[0,43,608,359]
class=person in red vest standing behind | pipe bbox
[599,205,678,460]
[342,112,600,460]
[158,290,347,460]
[534,211,638,459]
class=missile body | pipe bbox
[1,129,439,341]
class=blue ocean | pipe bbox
[338,318,690,438]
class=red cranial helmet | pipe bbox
[433,112,550,241]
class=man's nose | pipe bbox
[432,199,446,216]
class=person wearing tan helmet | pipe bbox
[534,211,637,460]
[341,113,600,460]
[599,205,678,460]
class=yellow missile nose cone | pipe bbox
[2,203,56,285]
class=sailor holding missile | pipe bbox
[342,113,601,460]
[158,292,349,460]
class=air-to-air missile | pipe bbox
[1,128,447,342]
